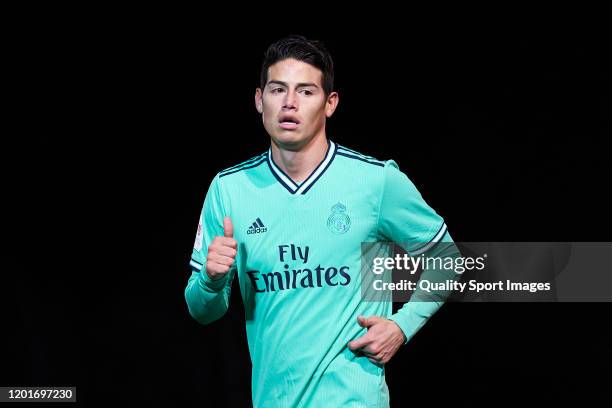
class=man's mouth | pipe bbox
[279,116,300,130]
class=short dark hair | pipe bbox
[260,35,334,96]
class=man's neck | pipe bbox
[270,134,328,184]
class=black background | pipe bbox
[3,14,611,407]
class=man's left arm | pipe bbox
[348,160,461,364]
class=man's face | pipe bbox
[255,58,338,150]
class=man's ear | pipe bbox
[255,88,263,114]
[325,91,339,118]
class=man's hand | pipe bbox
[205,216,237,280]
[347,316,406,365]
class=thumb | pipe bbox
[358,315,380,328]
[223,216,234,238]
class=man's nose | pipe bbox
[283,91,298,110]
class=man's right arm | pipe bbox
[184,175,237,325]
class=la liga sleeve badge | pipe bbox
[194,216,203,252]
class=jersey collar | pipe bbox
[267,139,337,195]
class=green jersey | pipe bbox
[185,139,454,407]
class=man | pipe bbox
[185,35,461,407]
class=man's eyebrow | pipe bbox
[267,80,320,89]
[296,82,319,89]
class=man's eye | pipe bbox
[271,88,284,94]
[301,90,313,96]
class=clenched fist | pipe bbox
[205,216,237,280]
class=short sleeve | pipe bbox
[189,174,225,275]
[377,160,447,255]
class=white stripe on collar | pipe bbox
[267,140,336,195]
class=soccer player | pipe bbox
[185,35,461,407]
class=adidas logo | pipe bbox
[247,218,267,234]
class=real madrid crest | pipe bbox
[327,202,351,234]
